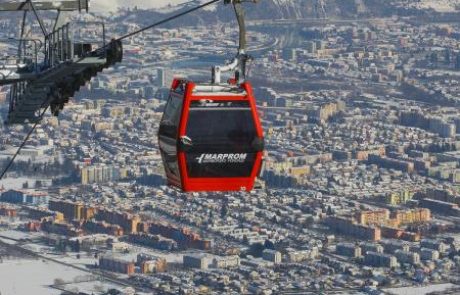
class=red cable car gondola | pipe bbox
[158,79,264,192]
[158,0,264,192]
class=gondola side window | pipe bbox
[159,94,183,139]
[185,101,257,149]
[184,101,259,178]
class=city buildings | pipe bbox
[0,189,49,205]
[1,1,460,294]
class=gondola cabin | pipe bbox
[158,78,264,192]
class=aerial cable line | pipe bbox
[117,0,221,41]
[0,0,222,181]
[0,106,49,181]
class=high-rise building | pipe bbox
[454,118,460,134]
[429,117,456,138]
[360,243,384,254]
[400,110,456,138]
[336,243,362,258]
[137,254,167,273]
[316,40,326,50]
[420,198,460,217]
[99,256,135,275]
[395,250,420,265]
[212,255,241,269]
[1,190,49,205]
[390,208,431,225]
[262,249,282,264]
[0,205,17,217]
[384,191,415,205]
[286,248,319,262]
[364,252,398,268]
[183,254,209,269]
[306,41,317,54]
[420,248,440,261]
[48,200,93,221]
[381,240,410,254]
[420,239,449,253]
[356,209,390,226]
[325,216,381,241]
[96,209,141,234]
[289,49,297,61]
[80,165,125,185]
[368,154,415,173]
[157,68,166,87]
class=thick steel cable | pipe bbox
[117,0,220,41]
[0,105,49,180]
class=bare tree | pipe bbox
[53,278,66,285]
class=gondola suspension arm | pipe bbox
[212,0,258,84]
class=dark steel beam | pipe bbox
[28,1,48,36]
[0,0,89,12]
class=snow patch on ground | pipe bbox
[0,259,88,295]
[384,283,460,295]
[405,0,460,12]
[0,177,52,190]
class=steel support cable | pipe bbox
[0,105,49,180]
[116,0,220,41]
[0,0,222,181]
[28,0,48,36]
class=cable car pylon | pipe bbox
[0,0,122,124]
[0,0,222,181]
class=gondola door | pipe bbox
[177,82,264,192]
[158,89,184,188]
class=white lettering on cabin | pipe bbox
[196,153,248,164]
